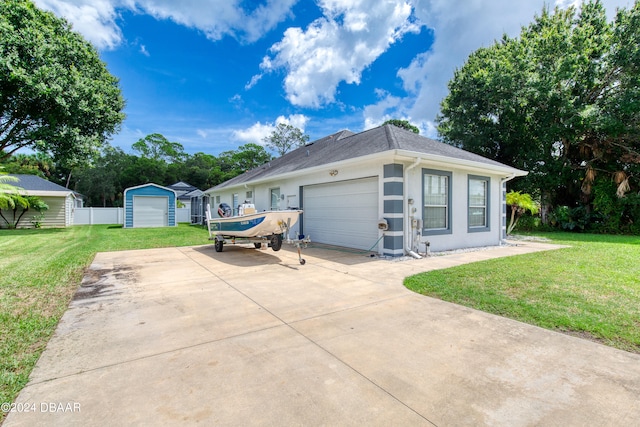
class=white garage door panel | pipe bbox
[133,196,168,227]
[304,177,379,250]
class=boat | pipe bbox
[205,203,310,264]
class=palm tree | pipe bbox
[0,168,20,208]
[0,168,48,228]
[506,191,539,234]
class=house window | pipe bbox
[422,169,452,235]
[215,195,220,204]
[270,188,280,210]
[468,175,490,232]
[245,191,253,200]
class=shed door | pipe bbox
[303,177,379,250]
[133,196,168,227]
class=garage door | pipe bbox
[133,196,168,228]
[303,177,379,250]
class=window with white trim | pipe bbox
[422,169,452,235]
[468,175,490,231]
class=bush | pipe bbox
[592,179,640,234]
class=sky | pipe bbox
[33,0,633,157]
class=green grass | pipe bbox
[405,232,640,354]
[0,224,209,418]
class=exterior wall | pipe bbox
[124,185,176,228]
[65,195,74,226]
[207,156,510,253]
[382,163,404,256]
[2,195,70,229]
[404,161,505,252]
[208,158,385,241]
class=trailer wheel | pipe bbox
[254,243,262,249]
[214,239,224,252]
[270,234,283,251]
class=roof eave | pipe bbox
[204,149,528,194]
[393,149,528,177]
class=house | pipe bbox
[123,183,177,228]
[204,124,527,256]
[2,174,76,228]
[166,181,203,211]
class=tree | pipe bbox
[0,167,19,208]
[506,191,539,234]
[437,0,640,228]
[132,134,186,163]
[75,147,119,206]
[0,153,54,177]
[226,143,273,173]
[262,123,309,156]
[0,192,48,228]
[383,119,420,134]
[0,0,125,161]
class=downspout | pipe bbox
[405,157,423,259]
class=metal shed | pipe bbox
[123,183,177,228]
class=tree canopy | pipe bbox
[383,119,419,134]
[437,0,640,231]
[262,123,309,156]
[62,136,273,207]
[132,133,186,163]
[0,0,125,161]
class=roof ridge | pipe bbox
[383,124,400,150]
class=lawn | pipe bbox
[0,224,210,419]
[405,232,640,354]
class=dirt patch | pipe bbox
[73,266,135,301]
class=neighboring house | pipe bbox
[167,181,205,225]
[167,181,203,211]
[2,174,76,228]
[123,183,177,228]
[204,124,527,256]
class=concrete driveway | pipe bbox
[5,241,640,426]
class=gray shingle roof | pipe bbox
[7,174,72,193]
[210,125,523,190]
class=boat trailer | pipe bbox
[207,214,311,265]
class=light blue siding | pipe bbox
[123,184,177,228]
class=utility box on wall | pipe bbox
[123,183,177,228]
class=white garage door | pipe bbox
[303,177,379,250]
[133,196,168,228]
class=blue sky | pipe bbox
[34,0,631,156]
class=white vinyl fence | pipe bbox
[75,207,190,225]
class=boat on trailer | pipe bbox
[206,203,310,265]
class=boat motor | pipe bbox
[218,203,232,218]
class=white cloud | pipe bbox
[256,0,421,107]
[132,0,296,43]
[232,114,310,146]
[34,0,297,50]
[34,0,123,50]
[139,44,150,56]
[362,0,632,138]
